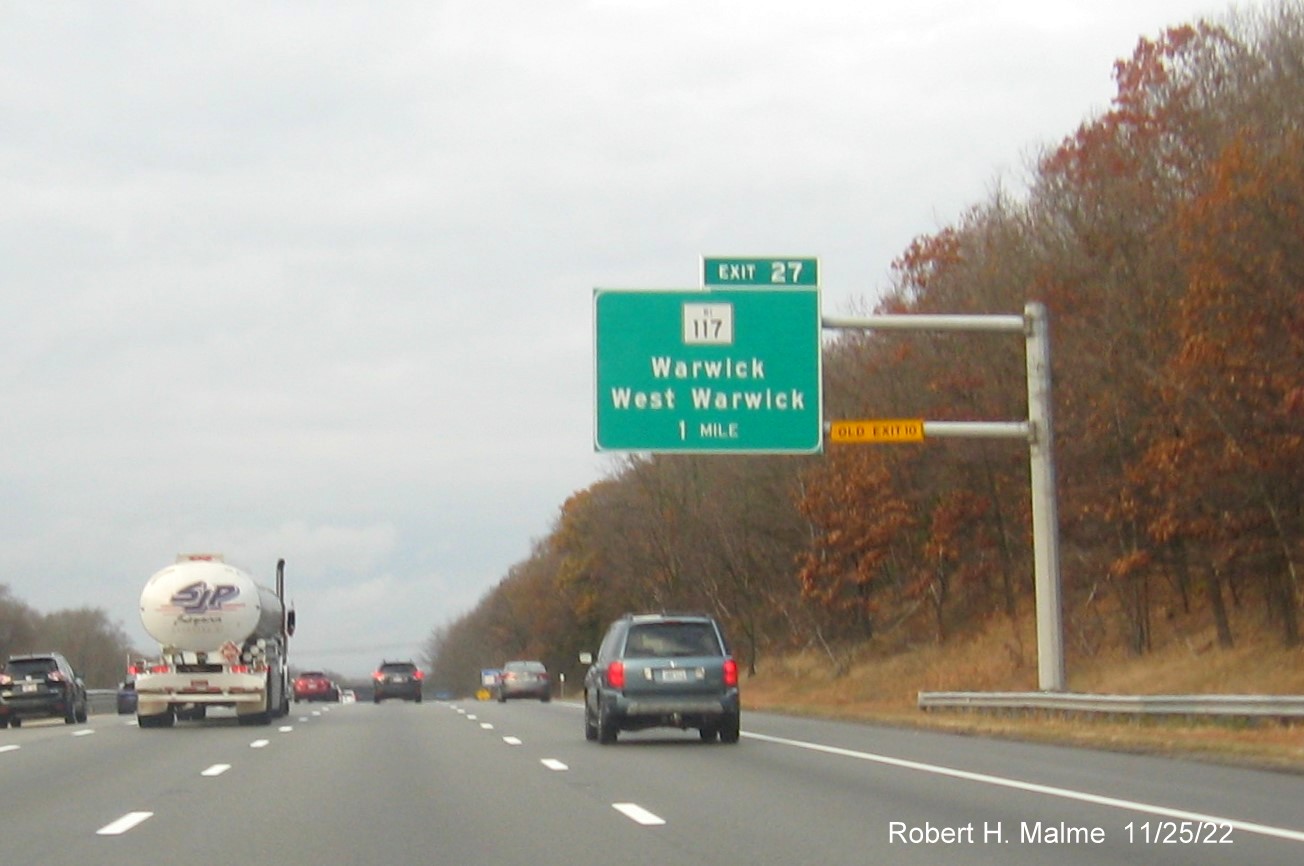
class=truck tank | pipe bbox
[139,555,284,653]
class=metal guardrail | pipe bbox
[87,689,120,715]
[918,691,1304,718]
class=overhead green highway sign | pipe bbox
[594,288,822,453]
[702,256,819,287]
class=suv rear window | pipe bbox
[5,658,58,677]
[380,663,416,674]
[624,622,722,658]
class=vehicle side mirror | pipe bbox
[286,609,297,637]
[578,652,593,665]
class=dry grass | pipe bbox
[742,611,1304,773]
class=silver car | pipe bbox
[497,660,551,702]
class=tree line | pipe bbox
[426,3,1302,695]
[0,585,136,688]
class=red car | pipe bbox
[293,671,339,703]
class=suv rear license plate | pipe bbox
[22,683,39,693]
[659,669,688,683]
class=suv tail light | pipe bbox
[605,660,625,689]
[48,671,67,683]
[414,670,425,680]
[723,658,738,688]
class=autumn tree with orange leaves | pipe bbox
[1131,131,1304,647]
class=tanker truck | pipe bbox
[135,554,296,728]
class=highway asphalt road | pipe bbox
[2,698,1301,865]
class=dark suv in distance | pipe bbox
[372,660,423,703]
[0,652,89,728]
[582,613,740,744]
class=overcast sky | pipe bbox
[1,0,1234,678]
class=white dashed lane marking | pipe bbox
[613,803,666,826]
[201,764,231,777]
[97,812,153,836]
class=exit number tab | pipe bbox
[702,256,819,287]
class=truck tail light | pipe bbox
[723,658,739,688]
[149,663,171,674]
[606,661,625,689]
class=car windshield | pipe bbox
[624,622,721,658]
[6,658,57,677]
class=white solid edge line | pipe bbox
[742,731,1304,844]
[97,812,153,836]
[613,803,666,826]
[0,745,19,754]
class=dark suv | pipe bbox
[583,613,740,744]
[0,653,89,728]
[372,660,423,703]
